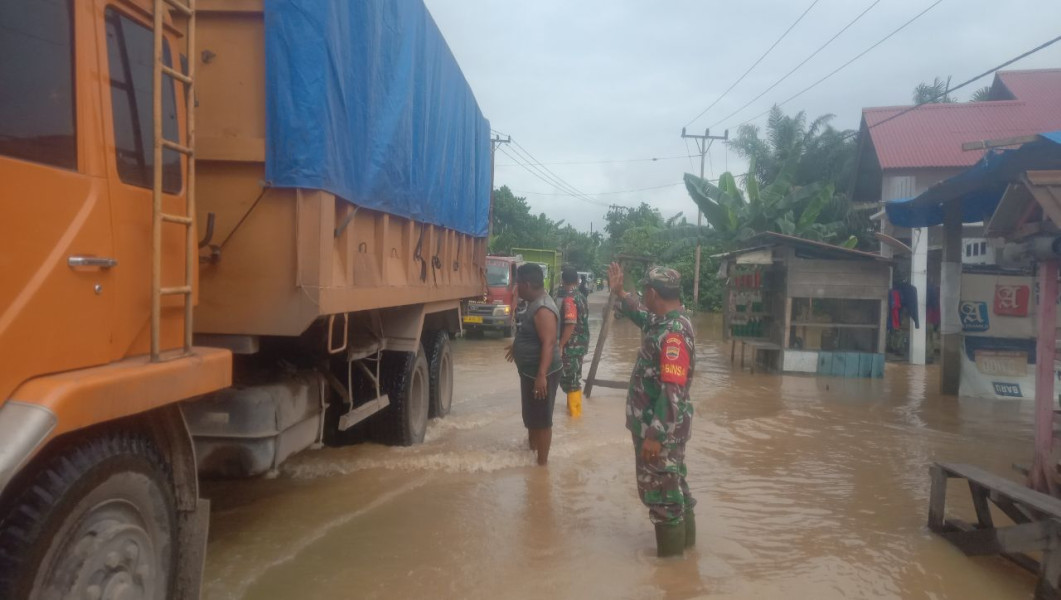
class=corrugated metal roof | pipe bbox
[862,69,1061,170]
[721,232,892,263]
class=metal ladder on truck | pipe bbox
[150,0,197,362]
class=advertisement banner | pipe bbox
[959,269,1061,399]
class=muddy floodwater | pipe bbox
[201,294,1039,599]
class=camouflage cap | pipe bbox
[639,266,681,292]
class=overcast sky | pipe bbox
[424,0,1061,232]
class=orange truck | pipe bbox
[0,1,489,597]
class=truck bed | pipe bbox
[193,1,488,336]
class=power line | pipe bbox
[498,147,611,207]
[513,182,688,197]
[735,0,944,129]
[503,143,601,205]
[495,153,697,167]
[509,138,596,199]
[710,0,880,129]
[684,0,820,128]
[866,33,1061,132]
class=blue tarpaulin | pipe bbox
[885,131,1061,229]
[264,0,492,237]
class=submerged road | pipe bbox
[202,292,1037,599]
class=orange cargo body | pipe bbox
[192,2,487,338]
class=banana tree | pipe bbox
[680,158,857,251]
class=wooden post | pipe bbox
[928,464,947,531]
[584,292,616,398]
[1031,259,1059,494]
[940,199,962,395]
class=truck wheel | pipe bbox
[376,349,430,446]
[0,434,176,600]
[423,331,453,418]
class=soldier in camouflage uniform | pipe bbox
[557,266,591,417]
[607,262,696,558]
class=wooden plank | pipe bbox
[994,496,1035,525]
[961,135,1041,151]
[789,322,880,330]
[1037,548,1061,600]
[787,284,891,300]
[928,464,947,531]
[782,296,793,351]
[943,518,1042,573]
[938,463,1061,517]
[584,292,617,398]
[941,519,1058,556]
[970,482,995,528]
[1032,260,1060,495]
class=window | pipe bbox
[0,0,76,169]
[105,8,181,192]
[981,241,988,255]
[486,264,511,287]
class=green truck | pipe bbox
[512,248,563,294]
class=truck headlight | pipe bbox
[493,305,511,316]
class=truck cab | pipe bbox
[464,255,519,337]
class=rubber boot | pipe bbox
[654,521,686,558]
[684,510,696,548]
[567,390,582,418]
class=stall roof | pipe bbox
[884,131,1061,228]
[717,232,892,263]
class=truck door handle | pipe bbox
[68,255,118,269]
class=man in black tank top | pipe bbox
[505,263,562,465]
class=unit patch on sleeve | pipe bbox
[563,296,577,323]
[660,332,689,385]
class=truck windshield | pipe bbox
[486,264,510,287]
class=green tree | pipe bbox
[970,86,993,102]
[728,106,856,190]
[489,185,601,271]
[604,203,664,243]
[682,163,858,248]
[912,76,955,104]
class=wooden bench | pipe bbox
[929,462,1061,599]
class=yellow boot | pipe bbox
[567,390,582,418]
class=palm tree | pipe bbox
[727,106,855,190]
[970,86,993,102]
[912,76,955,104]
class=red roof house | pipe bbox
[853,69,1061,204]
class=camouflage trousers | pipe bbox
[560,352,585,393]
[632,435,695,525]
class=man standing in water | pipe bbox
[557,266,590,418]
[607,262,696,557]
[505,263,563,465]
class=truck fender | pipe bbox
[0,347,231,499]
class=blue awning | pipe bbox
[885,131,1061,228]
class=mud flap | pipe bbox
[176,498,210,600]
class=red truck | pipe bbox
[463,256,520,337]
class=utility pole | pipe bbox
[680,127,728,309]
[488,134,510,239]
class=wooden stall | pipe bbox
[720,232,892,377]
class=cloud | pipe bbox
[425,0,1061,229]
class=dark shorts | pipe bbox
[520,370,560,429]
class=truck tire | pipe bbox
[423,331,453,418]
[0,433,177,600]
[375,348,430,446]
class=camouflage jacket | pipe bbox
[556,286,590,356]
[616,293,695,443]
